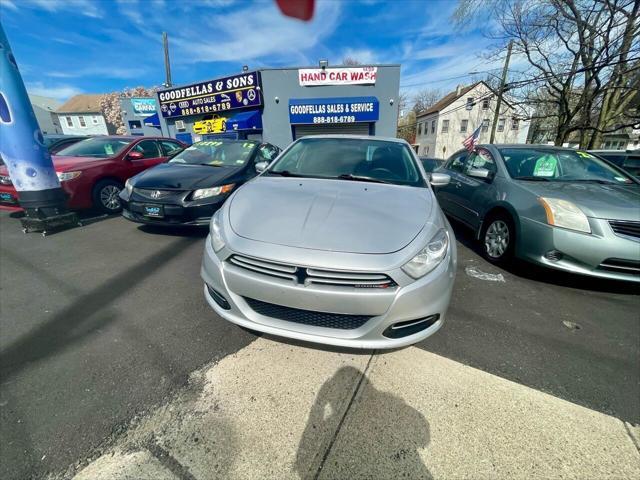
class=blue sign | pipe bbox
[289,97,379,124]
[131,98,157,117]
[157,71,262,118]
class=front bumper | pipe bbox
[200,233,457,349]
[518,216,640,282]
[121,198,224,226]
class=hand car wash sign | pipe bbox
[289,97,379,124]
[157,71,262,118]
[298,67,377,86]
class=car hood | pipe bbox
[228,177,432,254]
[520,181,640,221]
[134,163,242,190]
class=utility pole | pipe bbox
[490,40,513,144]
[162,32,172,88]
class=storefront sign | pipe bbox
[298,67,377,86]
[289,97,379,124]
[131,98,157,117]
[157,71,262,118]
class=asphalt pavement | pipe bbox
[0,210,638,479]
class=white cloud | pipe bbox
[26,0,103,18]
[338,48,378,65]
[26,82,83,101]
[47,66,148,80]
[0,0,18,11]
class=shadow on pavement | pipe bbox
[0,236,198,381]
[449,217,639,295]
[296,366,432,480]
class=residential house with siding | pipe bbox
[415,82,528,159]
[56,94,113,135]
[29,94,63,135]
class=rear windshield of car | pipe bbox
[499,148,635,185]
[57,138,131,158]
[268,138,424,187]
[169,140,257,166]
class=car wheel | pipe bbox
[481,213,515,265]
[92,179,123,214]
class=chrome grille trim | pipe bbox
[133,188,184,200]
[0,175,12,185]
[228,255,396,288]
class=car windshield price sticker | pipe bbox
[288,97,379,124]
[157,72,262,118]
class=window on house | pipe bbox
[482,98,490,110]
[512,118,519,130]
[128,120,142,129]
[442,119,449,133]
[92,116,99,125]
[466,97,474,110]
[65,116,73,127]
[482,119,490,132]
[431,120,436,134]
[418,122,422,135]
[497,118,505,132]
[460,119,468,133]
[78,116,86,127]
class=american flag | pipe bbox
[462,125,482,152]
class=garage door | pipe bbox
[293,123,371,139]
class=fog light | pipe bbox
[544,250,563,262]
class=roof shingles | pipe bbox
[56,94,104,114]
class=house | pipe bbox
[601,127,640,150]
[56,94,113,135]
[414,81,528,159]
[29,94,63,135]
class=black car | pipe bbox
[120,139,281,226]
[588,150,640,178]
[419,156,444,173]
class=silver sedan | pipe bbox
[201,135,457,349]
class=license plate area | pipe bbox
[0,192,16,203]
[143,204,164,218]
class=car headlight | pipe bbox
[125,178,134,195]
[193,184,235,200]
[56,171,81,182]
[210,212,225,252]
[539,197,591,233]
[401,228,449,279]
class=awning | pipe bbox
[227,110,262,131]
[143,113,161,127]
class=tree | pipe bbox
[397,91,417,143]
[412,88,442,114]
[342,57,363,66]
[100,86,159,135]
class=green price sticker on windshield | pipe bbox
[533,155,558,177]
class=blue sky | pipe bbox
[0,0,505,102]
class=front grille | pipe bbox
[598,258,640,275]
[133,188,184,200]
[0,175,12,185]
[609,220,640,240]
[244,297,372,330]
[228,254,396,288]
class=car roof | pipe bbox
[297,134,409,144]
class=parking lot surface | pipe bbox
[0,211,639,479]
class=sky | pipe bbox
[0,0,510,103]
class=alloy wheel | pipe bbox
[484,220,510,259]
[100,185,121,211]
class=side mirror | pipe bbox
[430,172,450,187]
[255,161,268,173]
[127,151,144,160]
[467,167,492,180]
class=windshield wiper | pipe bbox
[269,170,307,177]
[559,179,617,185]
[337,174,390,184]
[514,176,550,181]
[198,163,224,167]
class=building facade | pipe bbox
[56,94,112,135]
[29,94,63,135]
[120,97,162,136]
[415,82,528,159]
[157,64,401,148]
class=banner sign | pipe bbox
[289,97,379,124]
[131,98,157,117]
[157,71,262,118]
[298,67,377,86]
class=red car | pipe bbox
[0,136,185,213]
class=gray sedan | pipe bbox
[435,144,640,282]
[201,135,457,348]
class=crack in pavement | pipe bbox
[313,351,376,480]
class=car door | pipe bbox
[435,150,469,221]
[454,147,499,230]
[127,139,165,176]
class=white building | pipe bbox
[56,94,112,135]
[29,94,63,135]
[415,82,529,158]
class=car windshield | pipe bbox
[420,157,442,173]
[268,137,423,186]
[169,140,257,166]
[500,148,635,185]
[57,137,131,158]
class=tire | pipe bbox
[92,179,124,214]
[480,212,515,266]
